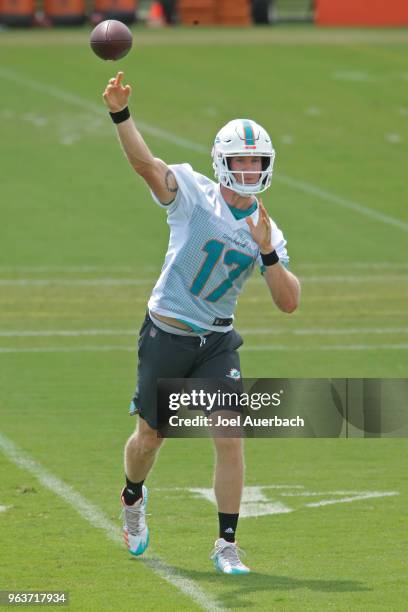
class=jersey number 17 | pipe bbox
[190,239,253,302]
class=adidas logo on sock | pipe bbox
[224,528,234,534]
[126,488,135,495]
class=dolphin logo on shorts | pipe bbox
[226,368,241,380]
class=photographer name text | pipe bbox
[168,414,305,428]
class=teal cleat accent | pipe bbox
[122,485,149,556]
[211,538,250,575]
[129,529,149,557]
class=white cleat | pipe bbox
[211,538,250,575]
[121,485,149,556]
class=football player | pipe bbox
[103,72,300,574]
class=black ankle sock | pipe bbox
[218,512,239,543]
[123,476,144,505]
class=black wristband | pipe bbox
[109,106,130,124]
[261,250,280,266]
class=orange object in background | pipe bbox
[147,0,165,26]
[0,0,34,26]
[44,0,86,25]
[177,0,251,26]
[93,0,137,24]
[177,0,217,25]
[217,0,251,26]
[316,0,408,26]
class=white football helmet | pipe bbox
[212,118,275,196]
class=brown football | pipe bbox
[90,20,133,61]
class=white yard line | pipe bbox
[0,67,406,232]
[1,327,408,338]
[294,263,408,269]
[0,432,223,612]
[0,68,207,154]
[0,346,135,353]
[187,486,399,516]
[276,174,408,231]
[0,265,159,273]
[0,279,154,286]
[0,263,407,271]
[279,490,398,497]
[289,327,408,336]
[242,344,408,352]
[295,275,408,283]
[305,492,399,508]
[189,487,294,517]
[242,328,408,336]
[0,344,408,354]
[0,330,138,337]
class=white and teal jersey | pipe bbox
[147,163,289,332]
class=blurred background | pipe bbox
[0,0,407,28]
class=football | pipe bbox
[90,20,133,61]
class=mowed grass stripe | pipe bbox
[1,263,408,271]
[1,327,408,337]
[0,273,407,285]
[0,67,406,232]
[0,431,223,612]
[1,27,408,46]
[1,344,407,354]
[1,272,406,355]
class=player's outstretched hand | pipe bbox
[246,199,273,254]
[103,71,132,113]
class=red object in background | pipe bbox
[147,1,165,26]
[0,0,34,26]
[93,0,137,24]
[44,0,86,25]
[316,0,408,26]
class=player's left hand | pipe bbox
[246,199,274,254]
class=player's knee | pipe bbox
[138,423,163,452]
[139,430,162,453]
[136,417,163,451]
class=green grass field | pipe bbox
[0,25,407,611]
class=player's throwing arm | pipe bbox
[102,71,178,205]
